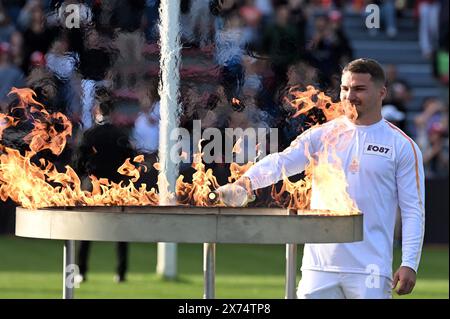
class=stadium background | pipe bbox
[0,0,448,298]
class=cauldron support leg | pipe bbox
[285,243,297,299]
[63,240,75,299]
[285,208,298,299]
[203,243,216,299]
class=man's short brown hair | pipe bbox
[343,58,386,85]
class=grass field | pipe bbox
[0,236,447,299]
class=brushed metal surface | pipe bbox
[16,207,363,244]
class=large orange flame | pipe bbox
[288,85,358,122]
[176,139,221,206]
[0,86,359,215]
[0,88,159,209]
[271,86,360,215]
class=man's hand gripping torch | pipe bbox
[209,177,256,207]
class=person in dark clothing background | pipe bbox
[74,86,136,283]
[306,13,353,90]
[260,4,305,86]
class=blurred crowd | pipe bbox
[0,0,448,180]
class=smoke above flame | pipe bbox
[0,86,359,215]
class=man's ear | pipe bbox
[380,86,387,100]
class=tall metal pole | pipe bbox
[285,209,298,299]
[203,243,216,299]
[156,0,181,280]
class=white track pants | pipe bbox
[297,270,392,299]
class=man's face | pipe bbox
[340,71,386,121]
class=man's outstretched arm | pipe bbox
[215,130,315,206]
[240,129,314,191]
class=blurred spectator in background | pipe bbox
[199,85,229,131]
[0,2,16,42]
[180,0,215,48]
[209,0,238,18]
[74,87,136,284]
[24,64,58,111]
[435,0,448,103]
[328,9,353,62]
[275,61,322,149]
[307,13,351,89]
[414,97,449,177]
[239,0,263,47]
[417,0,440,60]
[178,82,198,132]
[215,12,248,101]
[143,0,160,43]
[241,54,263,99]
[110,0,146,90]
[29,50,46,67]
[1,0,27,25]
[421,120,449,177]
[22,3,57,74]
[79,28,117,130]
[255,0,273,24]
[9,30,24,70]
[260,4,303,86]
[45,31,81,117]
[383,64,412,133]
[437,0,448,51]
[132,78,160,155]
[0,41,25,112]
[180,0,193,44]
[242,54,280,136]
[381,0,398,38]
[17,0,42,31]
[327,8,353,89]
[287,0,308,52]
[129,76,160,188]
[415,97,444,139]
[381,103,406,127]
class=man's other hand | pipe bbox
[392,266,417,295]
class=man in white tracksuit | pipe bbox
[221,58,425,298]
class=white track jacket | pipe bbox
[244,116,425,279]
